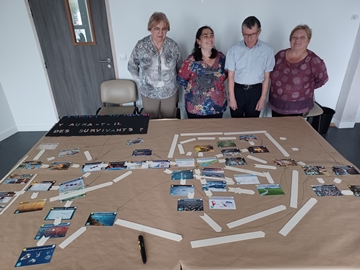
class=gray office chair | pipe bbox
[96,79,139,115]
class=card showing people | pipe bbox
[331,165,359,175]
[209,196,236,210]
[4,174,34,184]
[177,198,204,211]
[248,146,269,154]
[170,185,194,196]
[302,165,329,176]
[14,245,56,268]
[58,148,80,157]
[217,140,236,148]
[311,184,342,196]
[225,157,247,166]
[27,181,55,191]
[14,199,46,214]
[85,212,117,226]
[34,223,70,239]
[194,145,214,152]
[45,206,77,220]
[256,184,285,196]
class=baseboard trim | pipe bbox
[17,124,53,132]
[0,126,18,141]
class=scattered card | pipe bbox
[302,165,329,176]
[202,180,227,192]
[132,149,152,156]
[234,174,260,184]
[44,206,77,220]
[14,245,56,268]
[331,165,359,175]
[177,198,204,211]
[149,160,170,169]
[126,161,148,169]
[225,157,247,166]
[311,184,342,196]
[59,177,85,194]
[175,158,195,167]
[170,185,194,196]
[248,146,269,154]
[217,140,237,148]
[105,161,127,170]
[171,170,194,180]
[85,212,117,226]
[273,159,297,167]
[348,185,360,197]
[239,135,258,142]
[202,168,224,178]
[221,148,241,157]
[17,161,43,170]
[4,174,33,184]
[0,191,16,203]
[48,162,72,170]
[14,199,46,214]
[197,157,217,166]
[34,223,70,239]
[82,162,105,172]
[58,148,80,157]
[194,145,214,152]
[27,181,55,191]
[209,196,236,209]
[256,184,285,196]
[126,138,144,146]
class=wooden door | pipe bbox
[28,0,116,117]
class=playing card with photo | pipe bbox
[225,157,247,166]
[209,196,236,209]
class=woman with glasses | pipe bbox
[177,26,228,119]
[269,25,328,116]
[128,12,182,119]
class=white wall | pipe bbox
[0,82,17,141]
[109,0,360,120]
[0,0,57,135]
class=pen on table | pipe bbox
[138,235,147,264]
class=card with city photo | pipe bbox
[132,148,152,156]
[248,146,269,154]
[273,159,297,167]
[225,157,247,166]
[221,148,241,157]
[4,174,34,184]
[311,184,342,197]
[58,148,80,157]
[27,181,55,192]
[34,223,70,239]
[202,167,225,178]
[302,165,329,176]
[209,196,236,210]
[217,140,236,148]
[170,185,194,196]
[331,165,359,175]
[177,198,204,211]
[194,145,214,152]
[48,161,72,170]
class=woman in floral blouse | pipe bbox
[128,12,182,119]
[177,26,228,118]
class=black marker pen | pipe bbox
[138,235,146,264]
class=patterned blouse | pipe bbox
[177,52,228,115]
[128,35,182,99]
[269,49,328,114]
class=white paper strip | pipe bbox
[342,190,353,195]
[200,175,226,181]
[225,177,235,185]
[169,161,176,165]
[113,171,132,183]
[198,152,203,157]
[297,161,306,166]
[264,132,290,157]
[223,131,267,135]
[188,192,194,199]
[263,172,275,184]
[279,198,317,236]
[215,154,223,158]
[50,185,59,191]
[205,190,213,197]
[177,144,185,154]
[316,178,325,184]
[15,191,25,195]
[164,169,172,174]
[200,213,222,232]
[54,217,62,225]
[227,205,286,229]
[290,170,299,209]
[180,138,196,144]
[84,151,92,161]
[249,141,255,146]
[240,148,249,153]
[218,159,226,163]
[33,149,45,161]
[186,152,192,156]
[292,148,299,151]
[200,178,207,184]
[190,231,265,248]
[237,188,255,195]
[82,172,91,178]
[180,179,186,185]
[0,155,28,184]
[40,164,49,169]
[37,236,50,246]
[168,134,179,158]
[71,164,80,168]
[64,200,73,207]
[59,227,87,249]
[21,174,36,192]
[50,182,113,202]
[255,164,277,170]
[280,137,286,140]
[247,155,267,164]
[198,137,216,140]
[218,137,236,140]
[224,166,265,177]
[115,219,182,242]
[194,169,201,175]
[47,156,55,161]
[334,178,342,184]
[31,192,38,199]
[181,132,223,136]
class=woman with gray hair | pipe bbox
[128,12,182,119]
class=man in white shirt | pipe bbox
[225,16,275,118]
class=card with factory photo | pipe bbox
[202,167,224,178]
[177,198,204,211]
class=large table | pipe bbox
[1,117,359,270]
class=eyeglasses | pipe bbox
[291,35,307,40]
[153,27,168,32]
[242,30,259,39]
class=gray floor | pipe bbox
[0,125,359,179]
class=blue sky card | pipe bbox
[170,185,194,196]
[171,170,194,180]
[85,212,117,226]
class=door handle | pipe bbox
[98,58,111,63]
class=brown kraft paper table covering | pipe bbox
[0,117,359,270]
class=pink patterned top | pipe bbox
[269,49,328,114]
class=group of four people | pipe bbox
[128,12,329,119]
